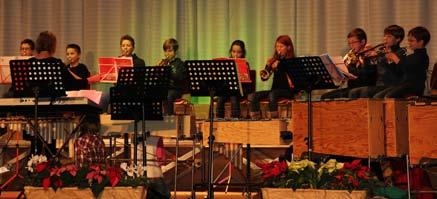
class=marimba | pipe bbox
[0,97,101,143]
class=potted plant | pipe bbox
[257,159,382,199]
[24,154,148,199]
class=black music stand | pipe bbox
[185,60,242,199]
[9,59,67,155]
[282,57,338,160]
[110,66,170,167]
[9,59,67,98]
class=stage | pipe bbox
[1,98,437,198]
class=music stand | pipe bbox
[10,59,67,98]
[185,60,242,199]
[9,59,67,155]
[282,57,338,160]
[110,66,170,166]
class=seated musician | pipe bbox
[2,39,36,97]
[19,38,35,56]
[374,26,430,98]
[349,25,406,98]
[156,38,187,116]
[321,28,377,99]
[248,35,295,119]
[216,40,250,119]
[120,34,146,67]
[64,44,91,91]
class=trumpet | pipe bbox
[343,49,359,66]
[364,45,409,65]
[343,43,385,66]
[260,64,273,81]
[158,58,170,66]
[356,43,385,56]
[157,55,174,66]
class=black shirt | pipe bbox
[375,45,406,87]
[65,63,91,90]
[271,59,292,90]
[168,57,188,91]
[347,58,377,88]
[398,48,429,89]
[132,53,146,67]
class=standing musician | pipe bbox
[321,28,377,99]
[156,38,187,116]
[374,26,430,98]
[248,35,295,119]
[25,31,62,154]
[349,25,407,98]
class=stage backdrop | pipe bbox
[1,0,436,103]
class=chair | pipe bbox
[217,70,257,119]
[173,93,193,115]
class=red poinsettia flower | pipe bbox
[35,162,49,173]
[49,167,59,176]
[344,159,361,170]
[356,166,370,179]
[90,164,101,172]
[107,166,121,187]
[257,161,287,180]
[64,164,78,177]
[50,166,66,177]
[86,164,105,183]
[335,174,344,181]
[347,175,353,182]
[86,170,103,184]
[352,178,359,187]
[42,177,51,189]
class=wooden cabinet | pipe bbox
[408,104,437,164]
[291,99,384,158]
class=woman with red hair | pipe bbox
[248,35,296,119]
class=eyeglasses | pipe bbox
[347,40,360,45]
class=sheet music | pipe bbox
[213,58,251,83]
[0,56,31,84]
[330,56,357,80]
[98,57,133,83]
[66,89,102,105]
[319,54,346,86]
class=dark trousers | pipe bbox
[320,88,351,99]
[248,89,293,112]
[164,89,183,115]
[216,95,240,118]
[348,86,388,98]
[373,85,424,98]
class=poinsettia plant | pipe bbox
[25,154,148,198]
[256,159,382,193]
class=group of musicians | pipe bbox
[9,24,432,119]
